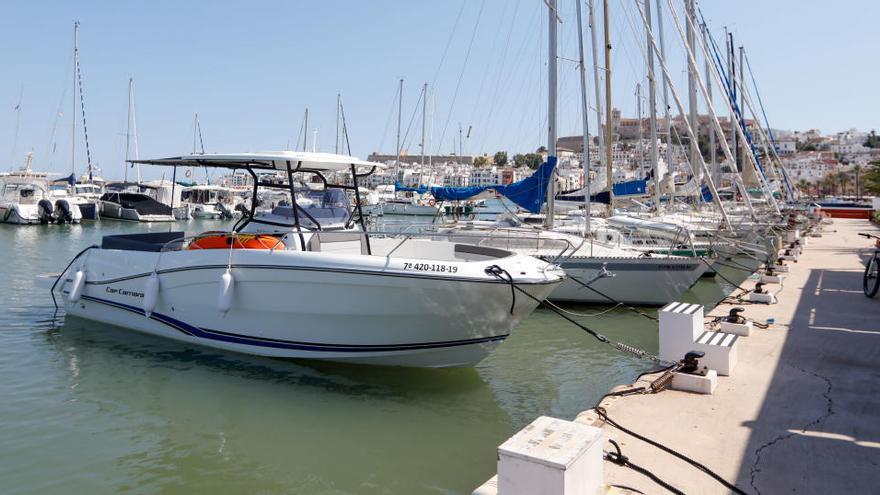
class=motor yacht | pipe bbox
[46,152,563,367]
[99,182,177,222]
[0,177,82,224]
[182,184,242,219]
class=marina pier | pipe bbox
[474,217,880,494]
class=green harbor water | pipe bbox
[0,218,755,495]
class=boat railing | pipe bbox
[155,228,574,266]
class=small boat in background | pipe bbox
[183,184,242,219]
[99,182,176,222]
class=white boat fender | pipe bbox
[218,269,235,315]
[67,268,86,303]
[143,272,160,317]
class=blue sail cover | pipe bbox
[429,156,557,213]
[394,182,430,194]
[555,179,648,205]
[51,173,77,186]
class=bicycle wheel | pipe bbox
[865,254,880,298]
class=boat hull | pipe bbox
[550,256,709,305]
[62,248,560,367]
[379,203,439,216]
[99,201,176,222]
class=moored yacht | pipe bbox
[99,182,177,222]
[46,152,563,367]
[0,178,83,225]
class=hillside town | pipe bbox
[356,110,880,199]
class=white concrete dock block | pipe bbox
[774,263,790,273]
[497,416,603,495]
[747,292,776,304]
[659,302,705,364]
[472,476,498,495]
[720,320,753,336]
[780,254,798,262]
[786,229,800,243]
[760,274,784,284]
[672,370,718,394]
[693,331,739,376]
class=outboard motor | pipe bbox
[37,199,54,224]
[54,199,73,223]
[218,202,233,220]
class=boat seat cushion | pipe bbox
[102,231,186,252]
[309,232,367,254]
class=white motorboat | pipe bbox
[0,177,82,224]
[48,178,103,221]
[99,182,177,222]
[47,152,563,367]
[183,184,242,219]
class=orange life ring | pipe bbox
[188,232,284,250]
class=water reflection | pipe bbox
[38,317,513,494]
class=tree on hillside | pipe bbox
[474,156,489,167]
[796,179,812,198]
[797,141,818,152]
[536,146,547,154]
[837,171,852,196]
[493,151,508,166]
[864,160,880,194]
[864,130,880,149]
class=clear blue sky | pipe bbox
[1,0,877,180]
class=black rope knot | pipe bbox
[485,264,516,315]
[605,439,629,466]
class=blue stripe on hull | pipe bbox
[78,295,508,353]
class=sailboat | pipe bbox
[98,79,177,223]
[431,0,711,306]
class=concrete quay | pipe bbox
[575,218,880,494]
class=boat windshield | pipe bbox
[261,188,352,228]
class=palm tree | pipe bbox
[837,172,852,197]
[796,179,811,198]
[853,164,863,199]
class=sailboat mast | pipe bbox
[633,0,732,228]
[420,83,427,168]
[124,78,132,183]
[395,78,402,182]
[655,0,673,196]
[686,0,699,185]
[192,113,199,154]
[645,0,661,212]
[72,21,78,177]
[130,79,141,184]
[544,0,558,229]
[575,0,592,237]
[302,107,309,153]
[739,45,746,174]
[335,93,341,155]
[588,0,605,200]
[636,82,642,178]
[603,0,614,214]
[703,22,716,184]
[727,30,737,174]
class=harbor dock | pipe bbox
[476,218,880,494]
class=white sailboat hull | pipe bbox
[550,256,708,305]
